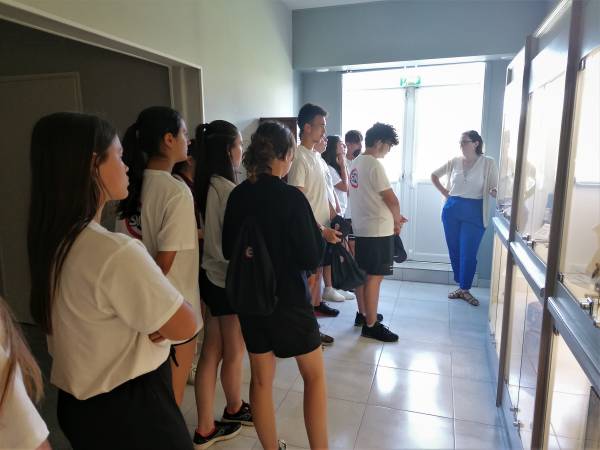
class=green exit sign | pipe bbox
[400,76,421,87]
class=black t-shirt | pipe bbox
[222,174,325,305]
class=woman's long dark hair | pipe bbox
[322,135,342,177]
[28,112,117,334]
[193,120,238,220]
[117,106,182,219]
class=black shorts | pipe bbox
[322,243,334,266]
[238,300,321,358]
[355,235,394,276]
[57,359,193,450]
[200,270,235,316]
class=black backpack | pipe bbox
[330,243,367,291]
[225,216,278,315]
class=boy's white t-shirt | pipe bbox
[287,145,330,227]
[328,165,347,215]
[141,169,202,334]
[202,175,235,288]
[348,154,394,237]
[0,323,48,449]
[319,156,337,211]
[48,221,185,400]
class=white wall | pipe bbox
[293,0,550,70]
[6,0,295,137]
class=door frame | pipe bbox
[0,1,204,127]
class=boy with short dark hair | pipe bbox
[348,122,407,342]
[288,103,342,345]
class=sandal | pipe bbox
[460,291,479,306]
[448,288,463,299]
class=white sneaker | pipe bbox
[322,287,345,302]
[338,289,355,300]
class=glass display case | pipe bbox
[506,265,543,450]
[489,236,509,359]
[560,48,600,323]
[497,50,526,220]
[516,73,566,263]
[546,334,597,450]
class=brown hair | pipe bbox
[0,296,43,410]
[463,130,484,155]
[243,121,295,181]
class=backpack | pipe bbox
[225,216,278,315]
[330,243,367,291]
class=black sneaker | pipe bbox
[361,322,398,342]
[354,312,383,327]
[222,400,253,426]
[314,302,339,317]
[193,421,241,450]
[320,332,334,346]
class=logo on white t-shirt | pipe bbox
[349,168,359,188]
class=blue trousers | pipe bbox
[441,196,485,290]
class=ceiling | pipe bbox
[281,0,383,10]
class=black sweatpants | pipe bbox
[57,359,193,450]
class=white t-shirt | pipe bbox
[141,169,202,335]
[432,156,486,199]
[0,323,48,450]
[202,175,235,288]
[328,165,347,215]
[319,156,337,212]
[48,221,185,400]
[348,154,394,237]
[287,145,330,227]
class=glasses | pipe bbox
[459,139,473,145]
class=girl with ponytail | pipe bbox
[222,122,329,450]
[118,106,203,406]
[191,120,249,449]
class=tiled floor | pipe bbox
[180,280,510,450]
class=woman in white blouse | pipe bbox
[431,130,498,306]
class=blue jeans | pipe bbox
[441,196,485,290]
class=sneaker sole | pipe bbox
[322,296,345,302]
[314,311,340,317]
[221,417,254,426]
[360,333,399,343]
[194,427,242,450]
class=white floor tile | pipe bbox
[368,366,454,418]
[292,358,376,403]
[355,405,455,449]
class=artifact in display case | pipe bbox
[560,48,600,323]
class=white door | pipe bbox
[403,83,485,262]
[342,63,485,263]
[0,73,83,323]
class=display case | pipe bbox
[545,334,596,450]
[560,47,600,323]
[489,236,509,359]
[505,265,543,449]
[487,1,600,449]
[515,71,566,263]
[497,49,527,221]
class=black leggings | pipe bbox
[57,359,193,450]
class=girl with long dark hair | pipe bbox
[118,106,203,406]
[191,120,249,449]
[28,112,197,449]
[222,121,328,450]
